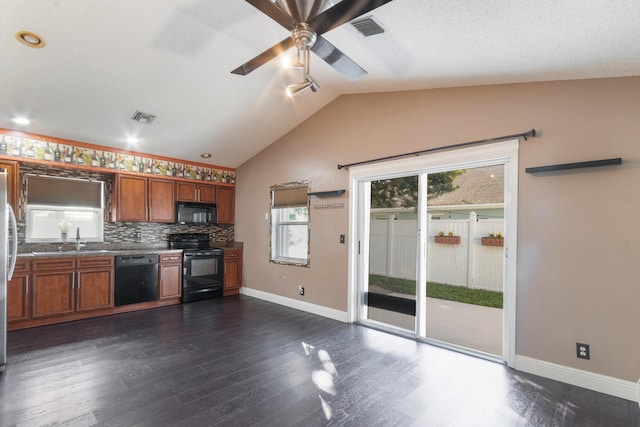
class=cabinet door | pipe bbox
[159,263,182,299]
[149,179,175,223]
[198,184,215,203]
[32,270,75,318]
[116,175,148,221]
[223,250,242,295]
[216,187,235,224]
[7,260,31,322]
[176,182,197,202]
[0,160,19,213]
[7,273,30,322]
[76,257,114,312]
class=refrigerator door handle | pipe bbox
[7,205,18,281]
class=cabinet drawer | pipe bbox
[224,250,239,259]
[33,258,75,271]
[77,256,114,269]
[160,254,182,263]
[13,259,31,273]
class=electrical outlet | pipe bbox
[135,231,142,239]
[299,285,305,296]
[576,343,590,360]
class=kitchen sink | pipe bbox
[31,249,111,256]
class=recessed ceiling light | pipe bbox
[126,137,139,144]
[11,117,30,125]
[16,31,45,48]
[200,153,212,159]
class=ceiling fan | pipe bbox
[231,0,394,92]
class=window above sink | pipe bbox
[25,175,104,243]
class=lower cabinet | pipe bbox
[223,249,242,296]
[159,254,182,300]
[8,252,182,330]
[7,260,31,322]
[76,257,114,312]
[32,258,76,318]
[31,257,114,319]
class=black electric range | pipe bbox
[169,233,224,303]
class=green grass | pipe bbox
[368,274,503,309]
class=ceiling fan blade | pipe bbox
[309,0,394,34]
[231,37,296,75]
[245,0,298,30]
[311,35,367,82]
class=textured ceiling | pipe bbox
[2,0,639,168]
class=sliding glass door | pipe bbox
[352,141,519,364]
[365,175,419,331]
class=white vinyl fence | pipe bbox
[370,212,504,292]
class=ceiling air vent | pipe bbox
[131,111,156,124]
[351,16,385,37]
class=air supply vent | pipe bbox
[131,111,156,124]
[351,16,385,37]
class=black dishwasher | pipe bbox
[114,254,158,306]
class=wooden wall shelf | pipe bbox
[525,158,621,174]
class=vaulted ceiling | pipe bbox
[2,0,639,168]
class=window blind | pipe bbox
[27,175,103,208]
[272,185,308,208]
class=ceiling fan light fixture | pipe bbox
[306,74,320,92]
[287,80,312,97]
[289,58,304,70]
[287,47,304,70]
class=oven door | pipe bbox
[182,250,224,302]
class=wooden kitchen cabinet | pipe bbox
[113,174,175,222]
[7,260,31,323]
[114,174,147,221]
[159,254,182,299]
[223,249,242,296]
[76,257,114,312]
[176,182,215,204]
[216,186,235,224]
[31,258,76,319]
[31,256,114,319]
[148,178,175,222]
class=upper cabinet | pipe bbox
[114,175,147,222]
[216,187,235,224]
[148,178,175,222]
[0,159,19,212]
[113,175,175,222]
[176,182,215,204]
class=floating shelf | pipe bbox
[525,158,622,174]
[308,189,346,198]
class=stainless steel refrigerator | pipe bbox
[1,170,18,371]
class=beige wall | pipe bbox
[236,77,640,382]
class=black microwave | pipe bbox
[176,202,217,225]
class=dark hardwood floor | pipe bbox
[1,295,638,426]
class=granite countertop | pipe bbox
[17,241,243,258]
[17,248,182,258]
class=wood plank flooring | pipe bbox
[1,295,638,426]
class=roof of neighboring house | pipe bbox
[428,165,504,206]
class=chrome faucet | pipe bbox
[75,227,84,251]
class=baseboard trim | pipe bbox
[515,355,639,402]
[240,287,350,323]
